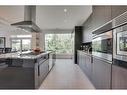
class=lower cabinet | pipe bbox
[0,67,34,89]
[78,50,127,89]
[78,51,112,89]
[92,57,112,89]
[38,59,49,86]
[77,51,92,81]
[112,65,127,89]
[49,52,56,71]
[85,54,93,81]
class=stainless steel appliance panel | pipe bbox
[92,30,113,62]
[113,24,127,62]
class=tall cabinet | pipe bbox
[81,5,127,89]
[111,6,127,19]
[74,26,83,64]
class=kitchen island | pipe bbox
[0,51,55,89]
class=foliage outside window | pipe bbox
[45,34,73,54]
[11,35,32,52]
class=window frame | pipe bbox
[10,38,32,52]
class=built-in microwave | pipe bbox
[92,31,113,61]
[112,10,127,62]
[116,30,127,56]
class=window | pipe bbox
[45,33,73,54]
[11,39,21,52]
[22,39,31,51]
[11,35,32,52]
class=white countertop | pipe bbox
[0,51,52,59]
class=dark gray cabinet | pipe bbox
[83,6,127,43]
[112,65,127,89]
[92,56,111,89]
[0,53,53,89]
[85,54,93,80]
[78,51,86,73]
[83,14,93,42]
[78,51,112,89]
[74,26,83,64]
[77,51,92,81]
[111,6,127,19]
[78,51,83,70]
[83,6,112,43]
[92,6,112,30]
[49,52,56,71]
[38,59,49,86]
[0,67,35,89]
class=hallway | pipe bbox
[40,59,95,89]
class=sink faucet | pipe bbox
[87,47,92,53]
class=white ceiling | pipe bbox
[0,6,24,24]
[36,6,92,31]
[0,6,92,32]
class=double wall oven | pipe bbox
[114,25,127,57]
[112,11,127,89]
[113,24,127,69]
[113,11,127,63]
[92,30,113,62]
[92,30,113,89]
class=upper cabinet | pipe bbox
[83,5,127,43]
[111,6,127,19]
[83,14,93,43]
[83,6,112,43]
[92,6,112,30]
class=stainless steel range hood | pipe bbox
[11,6,41,32]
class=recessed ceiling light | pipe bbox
[64,9,67,12]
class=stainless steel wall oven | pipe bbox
[92,30,113,62]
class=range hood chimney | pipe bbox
[11,6,41,32]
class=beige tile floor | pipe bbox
[39,59,95,89]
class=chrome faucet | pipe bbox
[87,47,92,53]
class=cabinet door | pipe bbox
[83,6,112,43]
[77,51,80,65]
[85,55,92,81]
[0,67,34,89]
[92,57,111,89]
[74,26,83,64]
[49,53,53,71]
[80,52,85,71]
[112,65,127,89]
[92,6,111,30]
[78,51,92,81]
[111,6,127,19]
[38,59,49,85]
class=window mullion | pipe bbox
[20,39,22,52]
